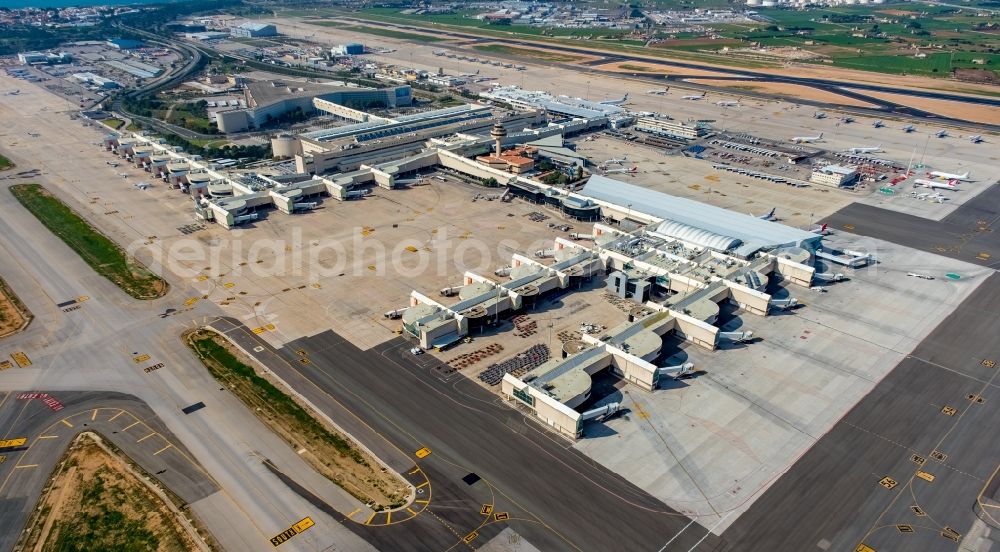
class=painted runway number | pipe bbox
[878,476,897,490]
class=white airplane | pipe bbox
[682,92,706,100]
[970,135,984,143]
[459,69,480,77]
[106,161,119,167]
[133,182,150,190]
[914,178,959,191]
[935,130,948,138]
[600,93,628,106]
[847,144,882,154]
[902,125,916,133]
[647,88,668,95]
[928,170,971,181]
[119,172,128,179]
[813,111,827,119]
[603,166,637,175]
[810,223,830,235]
[841,116,855,124]
[603,155,627,166]
[716,99,741,107]
[791,132,823,144]
[873,120,884,128]
[754,207,777,221]
[5,89,20,96]
[26,131,39,137]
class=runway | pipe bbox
[0,392,219,552]
[821,181,1000,268]
[210,317,721,552]
[328,14,1000,131]
[718,271,1000,551]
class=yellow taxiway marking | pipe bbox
[406,507,418,516]
[153,444,173,455]
[59,419,73,428]
[415,499,429,504]
[122,421,141,431]
[109,410,125,422]
[916,470,935,482]
[137,432,157,443]
[37,435,58,440]
[91,409,98,421]
[385,510,391,525]
[416,481,429,489]
[365,512,377,525]
[14,464,38,469]
[408,467,422,475]
[346,507,361,518]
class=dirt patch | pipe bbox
[686,79,880,107]
[186,330,409,510]
[770,63,1000,99]
[857,90,1000,125]
[19,434,205,552]
[0,277,31,338]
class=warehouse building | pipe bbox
[810,164,858,187]
[634,116,711,141]
[231,22,278,38]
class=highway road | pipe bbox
[211,318,721,552]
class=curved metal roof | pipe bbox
[654,220,741,251]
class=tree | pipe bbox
[484,177,499,187]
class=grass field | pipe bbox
[0,154,12,171]
[9,184,167,300]
[310,21,447,42]
[473,44,583,62]
[102,118,125,130]
[188,331,408,510]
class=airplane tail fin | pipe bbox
[818,133,823,139]
[820,223,828,233]
[767,208,776,219]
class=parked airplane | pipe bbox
[928,170,971,181]
[603,155,627,166]
[847,144,882,154]
[810,223,830,235]
[791,132,823,144]
[716,99,741,107]
[647,87,669,95]
[459,69,480,77]
[872,120,884,128]
[133,182,150,190]
[600,93,628,106]
[5,89,20,96]
[935,130,948,138]
[970,135,984,143]
[603,166,637,175]
[106,161,119,167]
[682,92,706,100]
[754,207,777,221]
[26,131,39,137]
[118,172,128,179]
[914,178,959,191]
[841,116,855,124]
[813,111,827,119]
[902,125,916,133]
